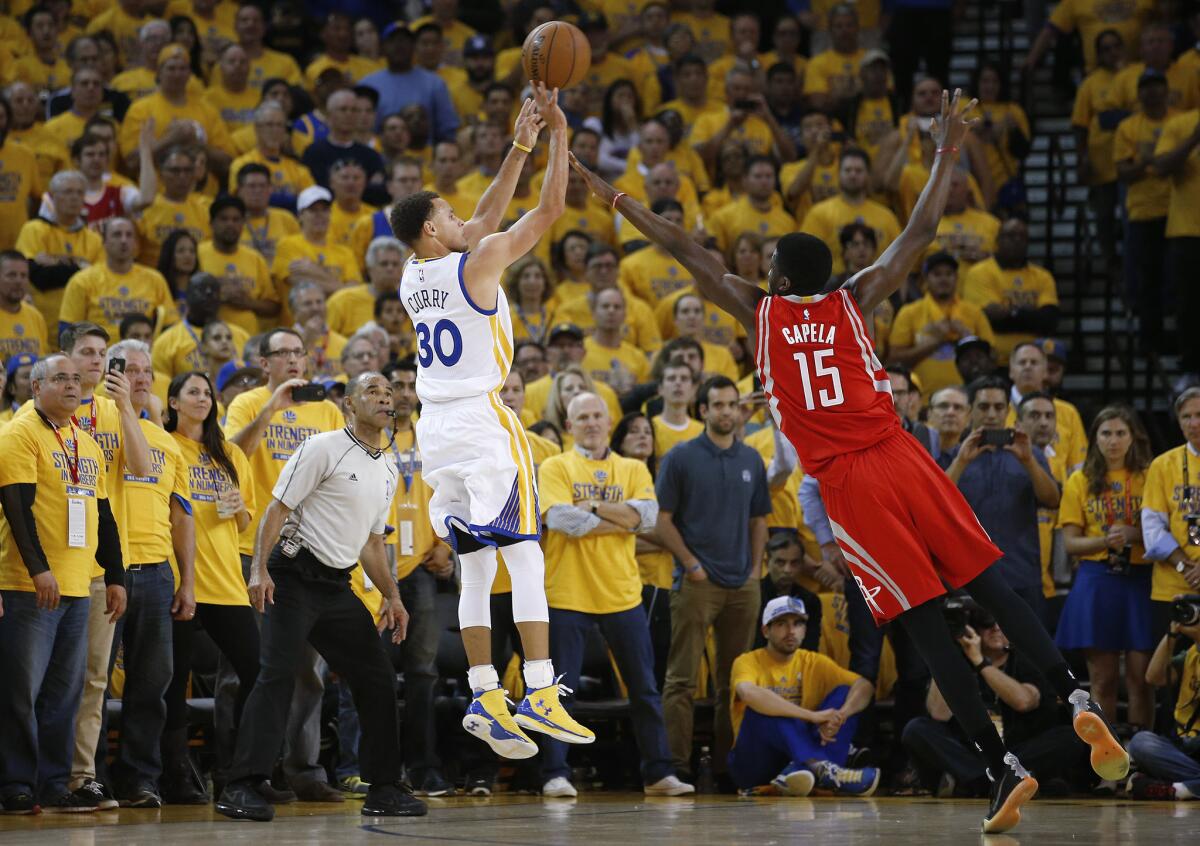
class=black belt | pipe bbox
[128,561,168,572]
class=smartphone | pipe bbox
[980,428,1015,448]
[108,357,125,375]
[291,383,327,403]
[733,99,758,111]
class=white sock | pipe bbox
[468,664,500,693]
[1174,782,1197,800]
[523,659,554,690]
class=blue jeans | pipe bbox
[543,605,674,784]
[396,566,441,774]
[104,563,175,790]
[335,679,360,781]
[727,686,855,790]
[0,590,90,801]
[1129,730,1200,795]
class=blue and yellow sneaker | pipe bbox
[812,761,880,797]
[514,678,595,745]
[462,688,539,759]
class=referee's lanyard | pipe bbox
[72,397,97,436]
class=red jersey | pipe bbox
[755,288,899,481]
[85,184,126,225]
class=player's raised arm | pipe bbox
[461,97,546,250]
[462,84,568,299]
[848,89,978,314]
[570,154,764,334]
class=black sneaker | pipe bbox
[75,779,119,810]
[214,778,274,822]
[1130,773,1178,801]
[41,790,98,814]
[255,780,297,804]
[121,785,162,808]
[982,753,1038,834]
[0,793,36,814]
[464,775,493,797]
[413,769,455,797]
[362,782,428,817]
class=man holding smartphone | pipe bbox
[945,376,1061,621]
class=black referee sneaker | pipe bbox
[216,372,426,821]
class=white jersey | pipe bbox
[399,251,514,404]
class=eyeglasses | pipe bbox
[265,348,306,359]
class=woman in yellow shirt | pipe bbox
[550,230,592,302]
[162,370,260,802]
[972,61,1031,214]
[506,255,555,345]
[1055,406,1155,732]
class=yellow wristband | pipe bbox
[512,140,533,154]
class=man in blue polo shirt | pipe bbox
[653,374,771,782]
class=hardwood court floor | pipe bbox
[0,793,1193,845]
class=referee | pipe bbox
[215,372,427,822]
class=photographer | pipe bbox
[902,598,1087,796]
[1127,599,1200,801]
[946,376,1061,620]
[1054,407,1155,732]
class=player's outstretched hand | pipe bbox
[931,88,979,154]
[512,97,545,152]
[568,152,618,207]
[532,82,567,132]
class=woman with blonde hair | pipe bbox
[543,365,595,444]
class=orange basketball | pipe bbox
[522,21,591,91]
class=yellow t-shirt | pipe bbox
[272,234,362,303]
[408,15,477,67]
[1071,66,1124,186]
[581,336,650,387]
[800,194,901,275]
[888,293,995,398]
[817,590,897,700]
[1114,110,1174,221]
[671,11,730,63]
[59,262,178,341]
[651,414,702,460]
[12,54,71,93]
[802,47,866,99]
[706,196,795,254]
[524,373,623,425]
[625,144,712,193]
[304,53,382,87]
[387,429,441,581]
[241,207,300,266]
[15,220,103,326]
[962,258,1059,364]
[123,419,190,564]
[223,386,344,554]
[659,98,726,138]
[618,247,693,306]
[171,431,256,606]
[854,96,898,165]
[152,318,251,381]
[0,139,41,251]
[579,54,638,117]
[329,202,376,251]
[203,84,264,135]
[1142,445,1200,601]
[197,241,277,335]
[1048,0,1154,70]
[744,425,822,594]
[1005,395,1088,477]
[975,101,1032,189]
[228,149,316,198]
[0,412,108,597]
[136,193,213,267]
[933,208,1001,282]
[0,302,48,359]
[730,647,861,740]
[1174,644,1200,738]
[1038,443,1070,598]
[1057,468,1146,564]
[491,428,560,596]
[655,287,747,349]
[691,109,775,158]
[210,48,302,91]
[897,162,985,223]
[327,284,379,337]
[548,201,618,251]
[780,156,840,225]
[110,66,206,103]
[86,4,144,64]
[539,448,654,615]
[549,291,662,354]
[119,92,234,161]
[8,125,68,189]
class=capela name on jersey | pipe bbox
[781,322,837,346]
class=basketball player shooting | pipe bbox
[389,83,594,759]
[570,89,1128,833]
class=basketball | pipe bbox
[522,21,591,90]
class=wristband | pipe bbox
[512,140,533,154]
[611,191,626,211]
[973,657,991,674]
[937,146,960,156]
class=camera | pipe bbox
[108,357,125,375]
[1106,546,1133,576]
[980,428,1015,448]
[291,383,327,403]
[1187,513,1200,547]
[942,595,995,638]
[1171,595,1200,627]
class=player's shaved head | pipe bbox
[769,232,833,296]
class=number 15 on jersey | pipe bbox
[794,349,844,410]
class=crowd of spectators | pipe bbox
[0,0,1198,819]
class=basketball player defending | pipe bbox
[390,84,593,759]
[570,90,1127,833]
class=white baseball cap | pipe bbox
[297,185,332,212]
[762,595,809,626]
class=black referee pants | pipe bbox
[228,545,402,786]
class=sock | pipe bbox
[468,664,499,693]
[1175,782,1197,800]
[971,728,1008,780]
[523,659,554,690]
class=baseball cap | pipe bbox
[859,48,890,69]
[216,360,265,393]
[955,335,992,360]
[463,35,493,57]
[923,250,958,274]
[5,351,36,381]
[297,185,332,212]
[1038,338,1068,363]
[547,323,584,343]
[762,595,809,626]
[157,42,190,71]
[381,21,413,40]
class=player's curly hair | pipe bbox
[389,190,438,245]
[773,232,832,295]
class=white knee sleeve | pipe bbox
[500,541,549,624]
[457,546,498,629]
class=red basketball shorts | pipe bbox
[818,429,1002,624]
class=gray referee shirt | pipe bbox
[272,429,397,569]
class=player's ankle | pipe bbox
[523,659,554,690]
[467,664,500,693]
